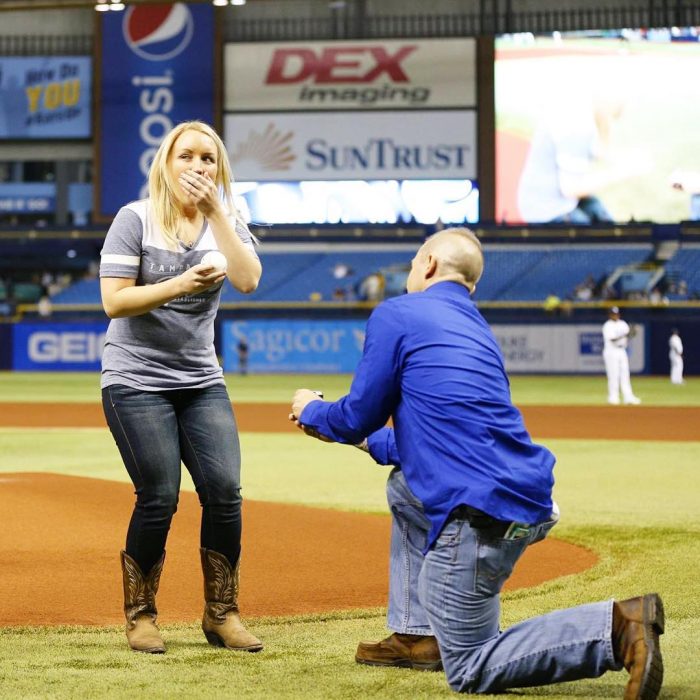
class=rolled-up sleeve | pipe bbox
[367,427,401,467]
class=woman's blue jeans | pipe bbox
[102,383,243,574]
[386,468,621,693]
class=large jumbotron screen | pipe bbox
[496,29,700,225]
[232,179,479,226]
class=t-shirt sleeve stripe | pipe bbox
[102,254,140,266]
[101,206,143,279]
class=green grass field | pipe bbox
[0,373,698,699]
[1,372,699,406]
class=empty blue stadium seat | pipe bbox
[48,244,657,306]
[665,245,700,297]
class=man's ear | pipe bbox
[425,254,439,279]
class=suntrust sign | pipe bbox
[224,111,476,181]
[224,39,475,111]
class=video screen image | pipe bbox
[496,28,700,224]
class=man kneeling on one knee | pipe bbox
[290,228,664,699]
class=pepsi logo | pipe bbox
[122,3,194,62]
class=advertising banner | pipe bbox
[492,324,646,374]
[0,56,91,139]
[222,319,366,373]
[224,39,476,112]
[224,111,476,181]
[0,183,55,213]
[97,2,215,217]
[13,322,108,371]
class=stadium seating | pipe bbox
[477,245,652,301]
[221,249,415,302]
[48,243,657,305]
[664,244,700,297]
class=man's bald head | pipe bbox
[407,227,484,293]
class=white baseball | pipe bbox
[201,250,228,272]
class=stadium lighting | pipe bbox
[94,1,109,11]
[230,0,247,5]
[109,1,125,9]
[212,0,228,5]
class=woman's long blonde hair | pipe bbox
[148,120,238,248]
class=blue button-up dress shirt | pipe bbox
[300,281,555,548]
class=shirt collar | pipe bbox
[421,280,474,302]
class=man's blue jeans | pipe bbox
[386,468,621,693]
[102,383,243,575]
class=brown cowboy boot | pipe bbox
[200,548,263,652]
[120,550,166,654]
[612,593,665,700]
[356,633,442,671]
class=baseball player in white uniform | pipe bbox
[602,306,641,405]
[669,329,684,385]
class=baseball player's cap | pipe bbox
[610,306,620,314]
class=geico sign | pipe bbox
[265,46,417,84]
[28,331,106,363]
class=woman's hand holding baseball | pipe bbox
[178,263,226,295]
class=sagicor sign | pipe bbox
[223,320,366,373]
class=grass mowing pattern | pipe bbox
[1,522,698,699]
[1,372,699,406]
[0,373,698,696]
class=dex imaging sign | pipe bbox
[13,323,108,371]
[224,39,476,111]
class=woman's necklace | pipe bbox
[177,215,202,248]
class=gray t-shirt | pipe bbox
[100,198,257,390]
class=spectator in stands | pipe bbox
[602,306,641,405]
[333,262,353,280]
[543,292,561,313]
[290,228,664,699]
[37,295,52,318]
[600,283,618,301]
[648,287,668,306]
[357,272,385,302]
[573,273,596,301]
[99,121,262,655]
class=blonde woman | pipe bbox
[100,121,262,654]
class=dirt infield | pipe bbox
[9,400,688,626]
[1,400,693,626]
[0,473,596,626]
[1,402,699,440]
